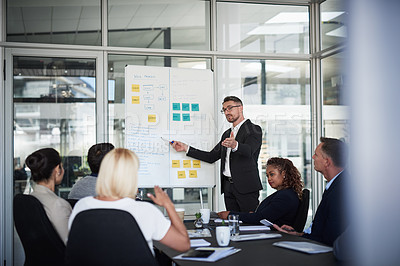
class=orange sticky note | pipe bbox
[148,114,156,123]
[189,170,198,178]
[193,160,201,168]
[132,84,140,92]
[177,171,186,179]
[132,96,140,104]
[183,160,191,168]
[172,160,180,168]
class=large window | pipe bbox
[13,56,97,197]
[108,0,210,50]
[217,58,312,207]
[322,53,349,141]
[217,2,309,54]
[321,0,347,50]
[7,0,101,46]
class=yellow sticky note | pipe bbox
[193,160,201,168]
[177,171,186,179]
[132,84,140,92]
[183,160,191,168]
[132,96,140,104]
[189,170,198,178]
[148,114,156,123]
[172,160,180,168]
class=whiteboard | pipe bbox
[125,65,216,188]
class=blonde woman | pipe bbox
[68,148,189,253]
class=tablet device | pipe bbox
[260,219,273,227]
[181,249,215,258]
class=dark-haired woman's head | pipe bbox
[266,157,304,199]
[26,148,63,183]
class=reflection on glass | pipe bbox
[107,54,211,214]
[217,2,309,53]
[321,0,347,50]
[7,0,101,45]
[217,58,312,221]
[13,56,96,197]
[108,0,210,50]
[322,53,350,141]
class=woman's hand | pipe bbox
[217,211,230,220]
[273,224,304,236]
[147,186,173,208]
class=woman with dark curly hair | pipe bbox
[218,157,303,226]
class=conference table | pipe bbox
[154,220,340,266]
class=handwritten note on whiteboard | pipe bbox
[125,65,216,188]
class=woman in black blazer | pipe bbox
[218,157,303,226]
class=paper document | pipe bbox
[231,233,282,242]
[273,241,333,254]
[239,225,270,231]
[190,239,211,247]
[174,247,241,262]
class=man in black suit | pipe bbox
[274,137,349,246]
[172,96,262,212]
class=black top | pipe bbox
[230,188,300,226]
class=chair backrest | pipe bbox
[65,209,159,266]
[292,189,310,232]
[66,198,79,208]
[13,194,66,266]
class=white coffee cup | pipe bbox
[216,226,230,246]
[200,208,210,224]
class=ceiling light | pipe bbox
[248,24,305,35]
[265,12,344,24]
[326,26,347,38]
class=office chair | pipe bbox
[66,198,79,208]
[65,209,159,266]
[13,194,66,266]
[292,189,310,232]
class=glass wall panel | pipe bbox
[321,0,347,50]
[322,53,350,141]
[108,54,212,215]
[108,0,210,50]
[217,58,312,222]
[217,2,309,54]
[7,0,101,46]
[13,56,97,198]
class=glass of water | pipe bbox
[228,214,239,238]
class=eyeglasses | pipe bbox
[220,105,241,114]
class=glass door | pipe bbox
[5,48,104,265]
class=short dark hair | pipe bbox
[320,137,348,168]
[26,148,61,182]
[88,143,115,174]
[222,96,243,105]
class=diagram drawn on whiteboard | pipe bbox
[125,65,216,188]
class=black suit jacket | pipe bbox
[187,119,263,194]
[303,171,348,246]
[230,188,299,225]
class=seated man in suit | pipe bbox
[274,137,349,246]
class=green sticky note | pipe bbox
[173,113,181,121]
[182,103,190,111]
[172,103,180,110]
[182,113,190,121]
[191,103,199,111]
